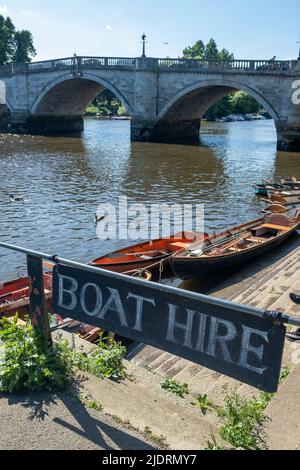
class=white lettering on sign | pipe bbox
[166,303,196,348]
[207,317,237,363]
[58,275,78,310]
[99,287,128,327]
[56,274,270,376]
[239,326,269,375]
[195,313,208,353]
[80,283,103,317]
[127,292,156,331]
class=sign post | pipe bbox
[53,262,286,393]
[27,255,52,344]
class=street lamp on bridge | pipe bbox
[141,33,147,58]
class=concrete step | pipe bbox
[131,344,258,406]
[214,245,300,304]
[265,362,300,450]
[229,257,300,306]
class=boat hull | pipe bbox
[89,232,204,274]
[171,226,298,280]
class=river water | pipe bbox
[1,118,300,281]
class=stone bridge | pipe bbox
[1,56,300,150]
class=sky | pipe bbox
[1,0,300,61]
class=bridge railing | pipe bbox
[157,58,293,72]
[0,56,296,75]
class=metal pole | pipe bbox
[0,241,300,327]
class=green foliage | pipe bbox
[87,400,103,412]
[13,30,36,63]
[0,15,36,64]
[216,388,269,450]
[182,37,234,61]
[143,426,169,449]
[160,378,189,398]
[230,91,260,115]
[182,40,206,59]
[73,335,127,382]
[0,316,73,394]
[89,89,125,116]
[0,317,127,395]
[206,368,292,450]
[204,91,262,120]
[205,433,226,451]
[194,394,215,415]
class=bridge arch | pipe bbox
[154,78,280,141]
[30,73,134,116]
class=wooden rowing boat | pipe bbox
[265,190,300,206]
[254,179,300,196]
[170,211,300,280]
[0,273,53,317]
[88,232,205,273]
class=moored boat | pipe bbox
[170,211,300,280]
[265,190,300,206]
[88,232,205,273]
[0,273,53,317]
[254,179,300,196]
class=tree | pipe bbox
[13,30,36,63]
[4,17,16,62]
[183,40,205,59]
[0,15,16,65]
[182,38,234,62]
[0,16,36,65]
[204,95,234,120]
[230,91,261,115]
[218,48,234,61]
[205,38,219,59]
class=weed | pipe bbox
[216,388,269,450]
[87,400,103,412]
[111,415,123,425]
[194,394,215,415]
[73,335,127,382]
[160,378,189,398]
[143,426,169,449]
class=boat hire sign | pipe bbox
[52,263,286,393]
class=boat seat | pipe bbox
[245,237,264,243]
[260,223,289,232]
[170,242,191,248]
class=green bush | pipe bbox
[0,316,73,394]
[73,336,127,382]
[0,316,127,394]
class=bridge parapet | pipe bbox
[0,56,297,77]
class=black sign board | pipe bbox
[52,263,286,393]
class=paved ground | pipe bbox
[0,392,154,451]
